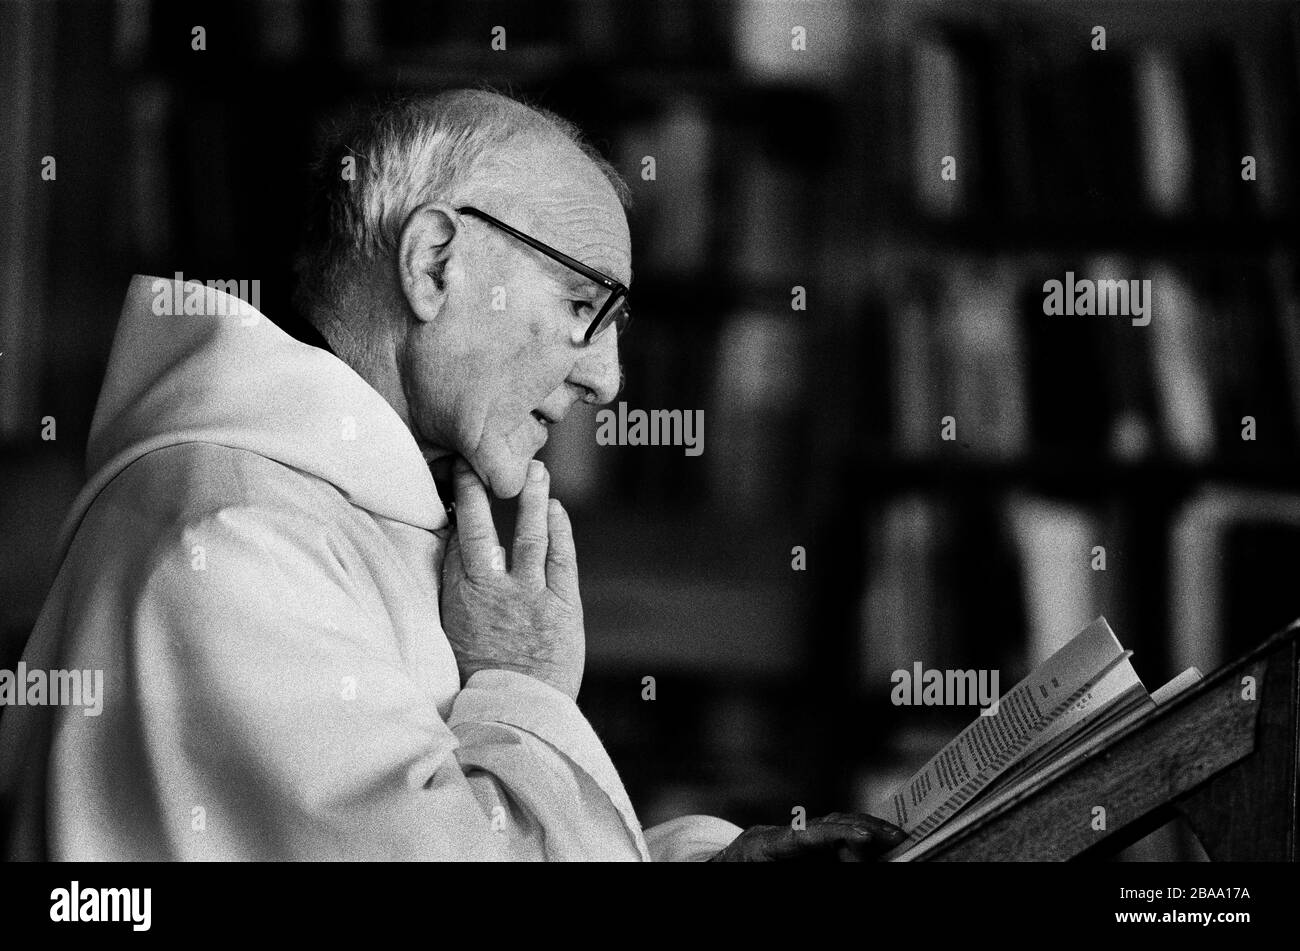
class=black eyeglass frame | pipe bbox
[456,205,630,345]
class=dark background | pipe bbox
[1,0,1298,858]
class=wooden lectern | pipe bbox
[916,619,1300,861]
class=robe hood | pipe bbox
[57,274,447,566]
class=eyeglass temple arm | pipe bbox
[457,206,623,292]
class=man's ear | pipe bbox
[397,203,459,324]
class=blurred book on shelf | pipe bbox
[1004,495,1105,668]
[1237,51,1290,213]
[1147,263,1216,460]
[0,0,50,442]
[1184,45,1247,219]
[724,123,821,285]
[1170,489,1300,677]
[1201,260,1300,462]
[124,79,175,268]
[731,0,856,85]
[909,33,967,219]
[889,281,941,460]
[858,495,1025,693]
[616,96,714,279]
[936,260,1027,459]
[858,496,944,692]
[706,310,804,517]
[1272,253,1300,431]
[1135,48,1194,217]
[1088,255,1160,462]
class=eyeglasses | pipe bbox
[456,206,631,345]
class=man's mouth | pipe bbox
[531,410,554,428]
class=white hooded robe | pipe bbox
[0,275,741,861]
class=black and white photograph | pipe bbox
[0,0,1298,930]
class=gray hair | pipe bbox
[293,88,630,319]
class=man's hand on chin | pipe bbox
[439,456,586,700]
[709,812,907,862]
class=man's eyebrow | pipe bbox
[561,272,602,296]
[546,244,630,289]
[590,262,633,288]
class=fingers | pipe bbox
[763,813,907,862]
[453,459,500,577]
[837,813,908,860]
[444,526,463,574]
[836,812,906,840]
[512,460,550,588]
[760,823,838,861]
[544,498,579,598]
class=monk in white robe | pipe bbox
[0,90,902,862]
[0,273,743,860]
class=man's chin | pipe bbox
[480,457,531,500]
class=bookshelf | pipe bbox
[2,0,1298,839]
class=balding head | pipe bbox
[294,89,629,322]
[292,90,632,499]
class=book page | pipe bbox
[877,617,1132,846]
[891,666,1201,861]
[958,659,1146,805]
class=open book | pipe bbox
[879,617,1201,861]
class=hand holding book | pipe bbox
[710,812,906,862]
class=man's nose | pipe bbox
[569,331,621,406]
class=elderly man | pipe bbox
[0,89,902,861]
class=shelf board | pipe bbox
[582,573,805,677]
[877,215,1300,255]
[570,507,809,676]
[852,454,1300,497]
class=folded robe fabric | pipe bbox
[0,275,742,861]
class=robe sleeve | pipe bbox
[112,502,649,860]
[643,815,745,861]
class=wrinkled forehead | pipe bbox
[486,133,632,286]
